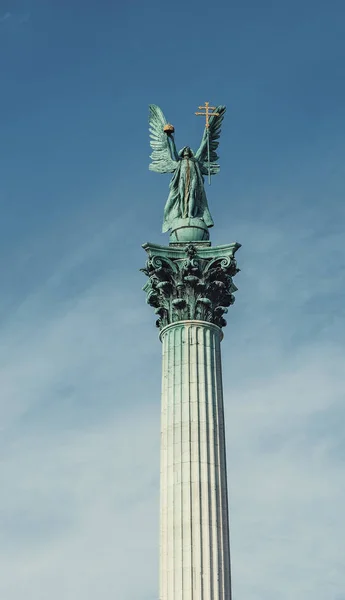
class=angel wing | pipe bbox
[149,105,179,173]
[195,106,226,176]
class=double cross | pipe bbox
[195,102,219,129]
[195,102,219,184]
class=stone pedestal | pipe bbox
[142,240,240,600]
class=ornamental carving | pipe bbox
[141,242,240,330]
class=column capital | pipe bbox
[141,241,241,330]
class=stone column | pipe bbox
[160,320,231,600]
[142,240,240,600]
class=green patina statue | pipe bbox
[149,104,226,239]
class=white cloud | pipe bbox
[227,343,345,599]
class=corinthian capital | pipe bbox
[141,241,240,330]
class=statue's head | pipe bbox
[180,146,193,158]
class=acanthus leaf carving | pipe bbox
[142,242,240,330]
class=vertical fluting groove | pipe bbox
[195,326,204,600]
[165,327,169,600]
[200,325,206,598]
[217,341,227,593]
[160,322,231,600]
[218,343,232,599]
[172,327,175,600]
[180,325,184,597]
[188,324,196,597]
[168,327,174,600]
[201,326,208,597]
[173,326,178,596]
[163,329,168,600]
[215,328,227,600]
[209,326,215,597]
[202,325,211,597]
[213,334,223,599]
[189,324,194,596]
[198,327,205,597]
[160,335,166,599]
[216,337,231,599]
[178,324,183,598]
[161,331,165,600]
[209,329,218,600]
[183,324,189,598]
[185,324,191,599]
[181,326,187,598]
[179,325,184,599]
[162,329,166,600]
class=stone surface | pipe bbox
[141,241,240,330]
[159,320,232,600]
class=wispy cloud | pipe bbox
[227,343,345,599]
[0,12,11,23]
[0,11,31,26]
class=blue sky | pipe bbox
[0,1,344,598]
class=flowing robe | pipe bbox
[162,154,214,233]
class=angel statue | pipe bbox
[149,104,226,235]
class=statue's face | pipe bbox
[183,147,192,157]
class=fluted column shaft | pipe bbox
[160,320,231,600]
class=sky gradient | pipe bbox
[0,1,344,599]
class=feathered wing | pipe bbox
[195,105,226,175]
[149,105,178,173]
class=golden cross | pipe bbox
[195,101,219,129]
